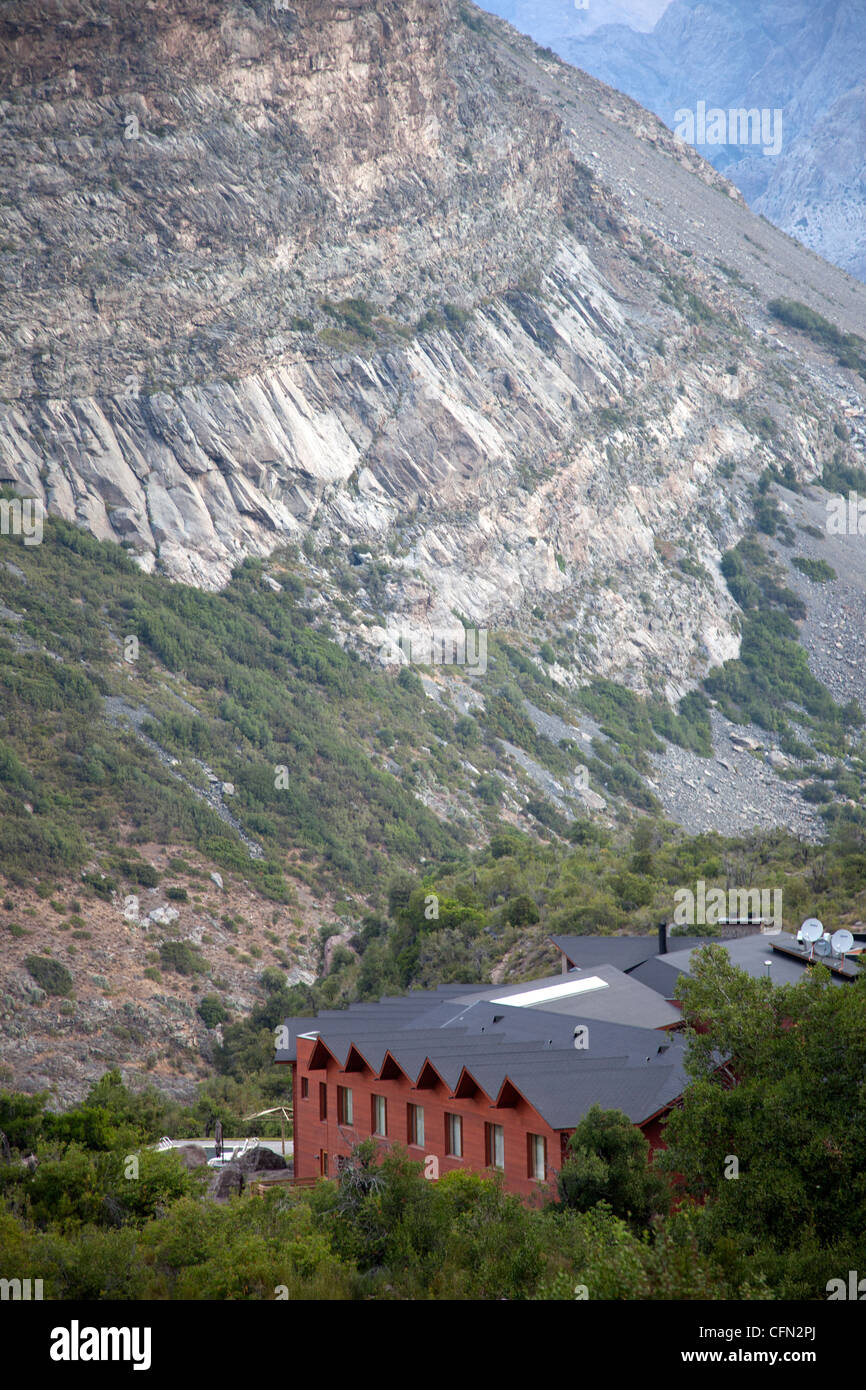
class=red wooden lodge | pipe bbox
[277,960,690,1197]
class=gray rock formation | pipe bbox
[1,0,865,703]
[235,1146,288,1173]
[209,1163,245,1200]
[176,1143,209,1170]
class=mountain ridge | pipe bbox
[498,0,866,284]
[4,2,866,1108]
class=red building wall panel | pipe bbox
[284,1038,676,1199]
[286,1038,565,1199]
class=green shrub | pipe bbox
[677,555,709,582]
[801,781,832,804]
[25,955,73,996]
[474,774,502,806]
[81,872,117,899]
[320,297,377,340]
[768,298,866,377]
[504,894,540,928]
[259,966,286,993]
[792,557,836,584]
[396,667,424,697]
[159,941,206,976]
[197,994,229,1028]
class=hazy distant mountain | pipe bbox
[484,0,866,283]
[483,0,671,39]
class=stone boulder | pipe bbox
[176,1144,208,1170]
[209,1164,244,1201]
[235,1145,288,1174]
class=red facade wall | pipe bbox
[284,1038,674,1199]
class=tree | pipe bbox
[387,871,416,921]
[0,1090,48,1152]
[197,994,230,1028]
[504,893,540,928]
[657,945,866,1253]
[557,1105,669,1228]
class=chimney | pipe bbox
[658,920,667,955]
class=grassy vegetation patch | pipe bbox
[709,538,860,751]
[25,955,73,996]
[0,515,479,899]
[792,557,837,583]
[769,298,866,378]
[158,941,207,976]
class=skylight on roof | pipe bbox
[489,976,610,1008]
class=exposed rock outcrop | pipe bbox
[235,1146,288,1173]
[1,1,865,700]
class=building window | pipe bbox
[408,1103,425,1147]
[485,1122,505,1171]
[372,1094,387,1137]
[300,1077,309,1100]
[319,1082,328,1122]
[337,1086,354,1125]
[528,1133,546,1181]
[320,1150,329,1177]
[445,1112,462,1158]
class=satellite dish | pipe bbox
[813,938,832,957]
[800,918,823,943]
[831,929,854,956]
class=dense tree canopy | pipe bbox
[657,946,866,1294]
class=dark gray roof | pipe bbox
[500,1060,687,1130]
[452,966,682,1030]
[628,956,685,998]
[277,970,691,1130]
[550,933,710,972]
[664,932,854,987]
[550,935,662,972]
[404,999,676,1054]
[629,932,858,996]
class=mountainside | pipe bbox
[5,1,866,1106]
[1,0,864,697]
[494,0,866,284]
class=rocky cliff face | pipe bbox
[2,0,866,699]
[506,0,866,284]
